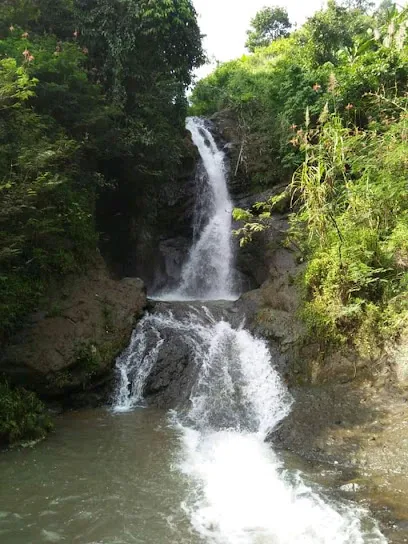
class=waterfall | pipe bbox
[159,117,236,301]
[113,314,164,412]
[112,116,386,543]
[113,308,385,543]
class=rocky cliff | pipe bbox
[0,253,146,407]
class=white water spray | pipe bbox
[164,117,236,301]
[113,309,385,543]
[112,115,386,543]
[113,315,164,412]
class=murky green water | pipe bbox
[0,408,196,544]
[0,406,402,544]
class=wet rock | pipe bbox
[143,337,196,408]
[99,132,198,293]
[139,300,245,409]
[390,330,408,386]
[210,109,249,200]
[157,237,191,289]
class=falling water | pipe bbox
[113,314,164,412]
[113,308,385,543]
[112,116,386,543]
[164,117,236,301]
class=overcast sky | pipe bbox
[192,0,327,78]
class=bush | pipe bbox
[0,381,53,446]
[290,105,408,353]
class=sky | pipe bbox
[192,0,327,79]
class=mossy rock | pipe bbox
[0,380,53,448]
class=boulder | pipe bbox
[0,254,147,402]
[143,336,196,408]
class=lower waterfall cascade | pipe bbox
[111,117,387,543]
[113,308,385,544]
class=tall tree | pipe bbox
[301,0,371,65]
[341,0,374,11]
[0,0,75,38]
[0,0,205,339]
[245,6,291,52]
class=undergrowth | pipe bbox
[0,380,53,447]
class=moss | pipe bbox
[0,274,45,343]
[0,380,53,447]
[46,302,63,318]
[73,341,102,382]
[51,369,73,390]
[75,333,128,383]
[48,330,130,393]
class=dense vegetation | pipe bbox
[0,0,203,445]
[0,0,203,344]
[191,0,408,357]
[0,380,53,446]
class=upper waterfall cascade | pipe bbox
[158,117,236,301]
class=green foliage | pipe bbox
[292,106,408,353]
[0,39,99,336]
[245,6,292,52]
[300,0,371,66]
[62,334,130,389]
[73,341,102,382]
[190,2,408,191]
[0,0,203,342]
[0,380,53,446]
[0,0,75,38]
[233,191,287,246]
[196,2,408,355]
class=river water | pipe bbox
[0,406,386,544]
[0,118,388,543]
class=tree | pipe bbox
[0,0,75,38]
[375,0,398,25]
[0,0,205,341]
[245,6,291,52]
[341,0,374,11]
[301,0,371,65]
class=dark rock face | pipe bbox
[97,133,199,294]
[0,254,147,403]
[156,237,191,291]
[143,335,196,408]
[122,170,197,294]
[210,109,250,201]
[139,300,243,409]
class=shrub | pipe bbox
[0,381,53,446]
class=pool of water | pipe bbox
[0,406,390,544]
[0,408,196,544]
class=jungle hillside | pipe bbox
[191,0,408,360]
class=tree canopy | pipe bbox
[0,0,203,342]
[245,6,291,52]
